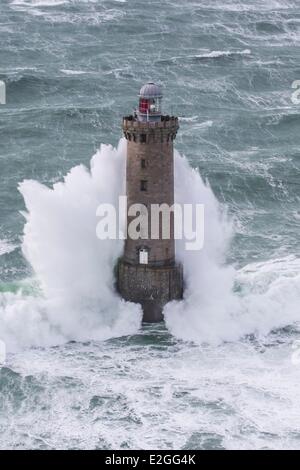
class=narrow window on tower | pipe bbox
[141,159,146,169]
[140,134,147,143]
[140,180,148,191]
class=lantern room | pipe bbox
[137,82,162,122]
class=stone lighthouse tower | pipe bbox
[117,82,183,322]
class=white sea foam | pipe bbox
[179,116,199,122]
[9,0,125,23]
[0,240,16,256]
[1,141,299,352]
[0,140,141,352]
[193,49,251,59]
[10,0,68,6]
[168,49,251,64]
[164,152,300,344]
[197,0,294,12]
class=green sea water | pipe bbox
[0,0,300,450]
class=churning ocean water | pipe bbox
[1,0,300,450]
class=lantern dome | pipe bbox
[139,82,162,99]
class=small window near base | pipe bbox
[139,249,148,265]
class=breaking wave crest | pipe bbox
[192,49,251,59]
[0,140,141,351]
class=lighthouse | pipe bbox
[117,82,183,322]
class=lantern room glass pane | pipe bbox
[139,98,149,113]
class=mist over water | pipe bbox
[1,0,300,450]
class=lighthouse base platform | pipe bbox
[117,259,183,323]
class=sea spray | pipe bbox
[164,152,300,343]
[0,140,141,351]
[1,141,300,351]
[164,152,240,344]
[236,256,300,337]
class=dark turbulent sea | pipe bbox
[1,0,300,450]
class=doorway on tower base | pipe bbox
[139,248,149,265]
